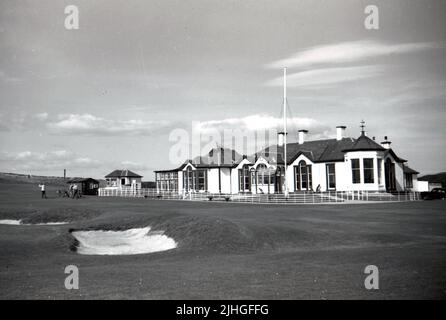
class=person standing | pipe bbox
[38,183,47,199]
[72,184,78,199]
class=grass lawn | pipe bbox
[0,182,445,299]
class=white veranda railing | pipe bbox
[98,188,420,204]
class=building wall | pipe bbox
[407,173,419,192]
[334,161,349,191]
[283,151,405,192]
[106,177,141,189]
[428,182,442,191]
[231,168,240,194]
[207,168,220,193]
[394,162,405,192]
[220,168,232,193]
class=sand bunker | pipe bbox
[71,227,177,255]
[0,219,68,225]
[33,222,68,225]
[0,219,22,225]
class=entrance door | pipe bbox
[295,161,312,191]
[239,164,251,192]
[385,158,396,192]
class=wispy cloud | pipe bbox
[196,114,331,136]
[266,65,384,88]
[0,150,101,172]
[120,161,151,171]
[0,70,22,83]
[47,114,174,136]
[267,40,443,69]
[0,149,153,175]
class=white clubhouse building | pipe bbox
[155,125,420,194]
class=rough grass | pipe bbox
[0,172,68,187]
[0,207,102,224]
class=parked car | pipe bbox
[421,188,446,200]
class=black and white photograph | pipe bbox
[0,0,446,305]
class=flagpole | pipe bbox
[283,67,289,198]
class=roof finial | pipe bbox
[360,120,366,136]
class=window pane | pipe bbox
[363,158,374,183]
[351,159,360,184]
[327,164,336,189]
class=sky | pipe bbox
[0,0,445,180]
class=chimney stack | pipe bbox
[336,126,346,141]
[277,131,286,147]
[298,130,308,144]
[381,136,392,149]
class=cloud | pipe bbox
[0,112,52,132]
[0,149,154,176]
[120,161,151,171]
[0,70,22,83]
[267,40,443,69]
[47,114,174,136]
[34,112,49,121]
[0,150,101,172]
[195,114,331,136]
[266,65,384,88]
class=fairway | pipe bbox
[0,183,445,299]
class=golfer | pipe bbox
[72,184,79,199]
[38,183,47,199]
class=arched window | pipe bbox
[239,164,250,192]
[294,160,312,191]
[256,164,273,185]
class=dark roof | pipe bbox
[154,163,187,173]
[105,170,142,178]
[383,149,407,163]
[261,135,409,165]
[403,166,419,174]
[262,137,356,164]
[155,135,408,171]
[342,133,385,152]
[67,177,99,183]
